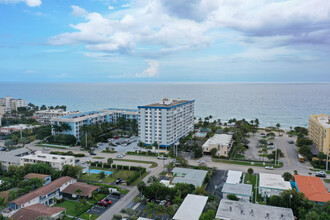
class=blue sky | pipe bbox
[1,0,330,82]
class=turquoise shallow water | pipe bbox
[0,82,329,128]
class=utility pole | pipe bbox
[326,146,329,171]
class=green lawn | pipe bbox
[103,170,137,183]
[79,213,98,220]
[113,159,158,168]
[79,173,101,182]
[35,144,67,149]
[244,174,258,203]
[55,200,92,217]
[212,158,283,168]
[131,171,150,186]
[324,179,330,184]
[92,156,105,159]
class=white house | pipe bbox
[259,173,291,197]
[173,194,208,220]
[202,134,233,157]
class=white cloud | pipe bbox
[136,60,159,78]
[121,3,131,8]
[0,0,41,7]
[71,5,88,17]
[49,0,330,61]
[24,70,37,74]
[108,5,114,10]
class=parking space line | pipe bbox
[280,139,290,166]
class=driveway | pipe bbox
[205,170,228,200]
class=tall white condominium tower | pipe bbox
[138,98,195,147]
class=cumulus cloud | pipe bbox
[108,5,114,10]
[49,0,330,61]
[136,60,159,78]
[71,5,88,17]
[121,3,131,8]
[0,0,41,7]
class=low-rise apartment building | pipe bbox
[222,183,253,202]
[138,98,195,147]
[308,114,330,154]
[216,199,294,220]
[20,151,75,170]
[173,194,208,220]
[51,108,138,140]
[10,176,76,210]
[34,109,79,125]
[172,167,207,187]
[259,173,291,197]
[202,134,233,157]
[0,148,31,170]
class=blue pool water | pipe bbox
[87,169,112,175]
[195,132,207,137]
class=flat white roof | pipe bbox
[317,116,330,128]
[172,168,208,187]
[259,173,291,190]
[222,183,253,197]
[173,194,208,220]
[21,151,74,163]
[216,199,294,220]
[203,134,232,148]
[226,170,242,184]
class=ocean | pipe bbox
[0,82,329,128]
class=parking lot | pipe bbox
[244,133,272,161]
[97,136,142,153]
[87,194,121,216]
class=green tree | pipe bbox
[317,152,326,166]
[227,194,239,201]
[282,172,293,181]
[306,211,320,220]
[107,158,113,165]
[247,168,254,181]
[210,148,217,158]
[200,210,216,220]
[98,171,106,179]
[298,145,311,157]
[75,188,82,199]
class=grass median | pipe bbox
[212,158,283,168]
[113,159,158,168]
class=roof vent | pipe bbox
[229,206,232,212]
[265,213,269,219]
[240,209,245,215]
[249,209,254,216]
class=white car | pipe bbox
[315,171,326,177]
[265,166,274,170]
[157,155,167,160]
[116,154,124,158]
[197,159,206,163]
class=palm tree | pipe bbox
[60,122,71,132]
[81,125,89,149]
[52,124,62,135]
[75,188,82,199]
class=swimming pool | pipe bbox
[195,132,207,138]
[85,169,112,175]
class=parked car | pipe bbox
[159,200,167,206]
[197,159,206,163]
[260,133,266,136]
[116,178,123,184]
[97,200,108,207]
[265,166,274,170]
[0,147,6,151]
[111,191,121,198]
[288,140,295,144]
[165,201,172,207]
[116,154,124,158]
[75,159,80,163]
[315,171,326,177]
[157,155,167,160]
[267,142,274,145]
[43,147,50,151]
[101,198,112,205]
[89,151,96,155]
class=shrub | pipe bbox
[112,164,117,169]
[117,165,123,170]
[122,165,129,170]
[227,194,239,201]
[126,168,146,185]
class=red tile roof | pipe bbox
[24,173,51,180]
[11,204,65,220]
[11,176,74,206]
[62,182,99,196]
[294,175,330,203]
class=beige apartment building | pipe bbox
[202,134,233,157]
[308,114,330,154]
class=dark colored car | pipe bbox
[288,141,294,144]
[115,178,123,184]
[89,151,96,155]
[165,201,172,207]
[97,200,108,207]
[111,191,121,198]
[75,159,80,163]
